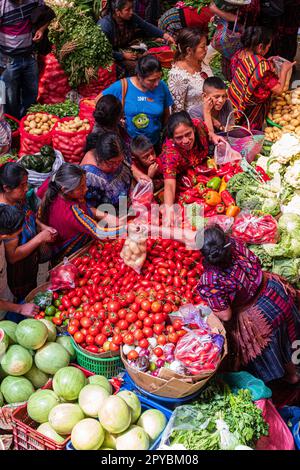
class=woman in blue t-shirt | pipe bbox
[102,55,173,148]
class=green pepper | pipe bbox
[206,177,221,191]
[40,145,55,158]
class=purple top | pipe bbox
[197,238,262,312]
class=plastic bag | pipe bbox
[174,328,224,375]
[49,258,78,291]
[169,304,212,329]
[255,399,295,450]
[205,215,234,233]
[120,223,148,273]
[79,97,96,126]
[18,149,64,187]
[52,117,91,163]
[216,419,241,450]
[38,53,71,105]
[19,113,58,157]
[77,64,117,97]
[0,118,11,155]
[33,290,53,309]
[270,56,292,91]
[232,212,278,245]
[220,371,272,401]
[214,141,242,166]
[131,180,154,210]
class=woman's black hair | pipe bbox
[174,28,207,61]
[93,94,122,129]
[39,163,85,223]
[135,54,162,79]
[166,111,202,149]
[109,0,132,14]
[201,225,232,267]
[0,162,28,193]
[95,132,124,164]
[241,26,273,51]
[0,204,25,235]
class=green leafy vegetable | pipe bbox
[272,258,300,286]
[28,100,79,119]
[248,245,273,270]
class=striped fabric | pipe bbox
[0,0,43,56]
[228,51,278,130]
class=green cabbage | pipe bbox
[278,213,300,233]
[272,258,300,285]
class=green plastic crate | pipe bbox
[71,339,124,378]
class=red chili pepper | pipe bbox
[255,166,270,182]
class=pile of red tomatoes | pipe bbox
[47,238,204,355]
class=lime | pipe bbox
[45,305,56,316]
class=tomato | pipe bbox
[163,303,173,314]
[140,299,151,312]
[153,313,164,324]
[86,335,95,345]
[127,350,139,361]
[101,325,113,336]
[166,325,175,333]
[137,310,148,321]
[153,347,163,357]
[110,342,120,352]
[142,327,153,338]
[118,309,127,319]
[126,312,137,323]
[168,332,179,343]
[88,325,100,336]
[74,331,85,343]
[125,292,135,304]
[108,312,119,324]
[52,317,62,326]
[157,334,167,345]
[95,334,107,346]
[69,318,80,327]
[80,317,92,328]
[123,333,134,345]
[173,320,183,331]
[85,345,99,354]
[143,317,154,327]
[107,300,121,312]
[134,320,143,329]
[62,297,71,309]
[112,334,123,345]
[151,301,162,313]
[130,302,140,313]
[153,323,164,335]
[133,329,144,341]
[139,338,149,349]
[118,319,129,330]
[94,302,103,312]
[177,329,187,338]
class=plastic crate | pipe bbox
[66,393,172,451]
[72,339,124,378]
[122,372,201,410]
[11,364,93,450]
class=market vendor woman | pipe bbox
[197,225,300,384]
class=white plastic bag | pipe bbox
[18,149,64,187]
[120,223,148,273]
[214,141,242,166]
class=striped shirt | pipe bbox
[0,0,44,57]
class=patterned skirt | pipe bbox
[158,7,183,36]
[226,273,300,383]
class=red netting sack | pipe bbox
[77,63,117,97]
[52,116,92,163]
[38,53,71,105]
[19,113,58,157]
[79,97,96,127]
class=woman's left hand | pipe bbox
[210,133,227,146]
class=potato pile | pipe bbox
[56,117,90,133]
[24,114,58,135]
[267,88,300,139]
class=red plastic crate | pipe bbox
[11,364,94,450]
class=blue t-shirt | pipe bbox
[102,78,173,145]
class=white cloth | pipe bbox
[0,241,13,320]
[167,63,213,113]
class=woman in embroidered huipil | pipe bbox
[197,225,300,384]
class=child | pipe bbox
[0,205,39,321]
[130,135,163,192]
[189,76,234,133]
